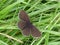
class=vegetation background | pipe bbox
[0,0,60,45]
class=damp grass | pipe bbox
[0,0,60,45]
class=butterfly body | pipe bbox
[22,22,32,30]
[18,10,41,37]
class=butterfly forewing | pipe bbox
[19,10,30,22]
[31,25,41,37]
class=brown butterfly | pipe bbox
[18,10,41,37]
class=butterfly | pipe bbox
[18,10,41,37]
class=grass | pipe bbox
[0,0,60,45]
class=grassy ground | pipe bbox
[0,0,60,45]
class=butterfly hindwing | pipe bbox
[22,28,30,36]
[18,21,30,36]
[18,21,26,30]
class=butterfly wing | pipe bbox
[18,21,30,36]
[18,21,26,30]
[31,25,41,37]
[22,28,30,36]
[19,10,30,22]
